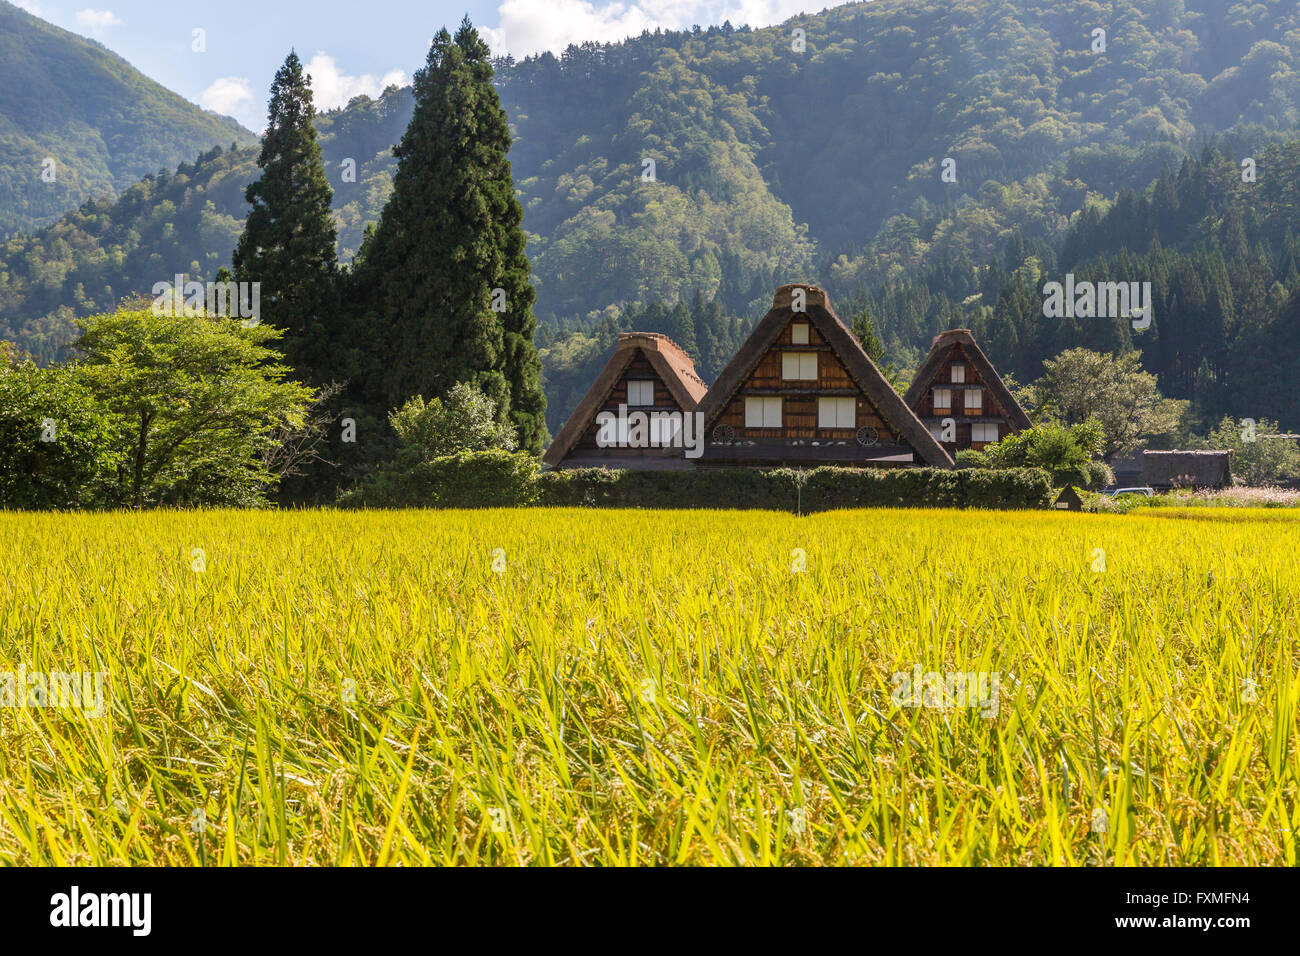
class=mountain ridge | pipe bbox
[0,0,257,237]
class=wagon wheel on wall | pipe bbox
[713,424,736,445]
[856,426,880,447]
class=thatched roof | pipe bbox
[696,284,953,468]
[542,332,708,467]
[1139,450,1233,488]
[904,329,1033,432]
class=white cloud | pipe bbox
[480,0,812,58]
[73,8,122,40]
[303,53,409,112]
[199,76,255,118]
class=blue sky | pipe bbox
[13,0,817,131]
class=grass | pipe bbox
[0,507,1296,865]
[1145,487,1300,509]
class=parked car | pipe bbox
[1103,486,1155,498]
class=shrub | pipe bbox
[1085,459,1115,490]
[0,360,122,509]
[342,384,525,507]
[342,449,539,508]
[389,382,518,461]
[965,422,1099,488]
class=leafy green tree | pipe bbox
[1032,349,1185,458]
[389,382,518,461]
[353,18,546,452]
[958,421,1102,488]
[0,344,122,508]
[72,305,314,507]
[233,51,339,383]
[1201,416,1300,486]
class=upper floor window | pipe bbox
[950,364,965,383]
[627,380,654,406]
[791,322,810,345]
[782,352,818,380]
[932,387,952,410]
[965,388,983,412]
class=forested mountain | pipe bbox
[0,1,256,238]
[4,0,1300,433]
[972,141,1300,430]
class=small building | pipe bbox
[697,284,952,468]
[904,329,1032,453]
[542,332,709,469]
[1053,486,1084,511]
[1135,450,1234,490]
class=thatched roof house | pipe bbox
[543,332,709,469]
[904,329,1032,452]
[1137,450,1234,489]
[696,284,952,468]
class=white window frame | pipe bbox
[745,396,782,428]
[971,423,998,443]
[649,414,680,446]
[791,322,810,345]
[818,396,855,429]
[782,351,818,380]
[627,380,654,406]
[932,387,952,409]
[950,364,965,383]
[965,388,983,412]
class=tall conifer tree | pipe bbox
[234,51,338,383]
[355,18,546,453]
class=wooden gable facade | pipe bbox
[542,332,709,469]
[904,330,1032,454]
[697,285,953,468]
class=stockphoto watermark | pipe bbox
[0,666,107,717]
[151,274,261,326]
[595,405,706,459]
[1042,273,1151,330]
[891,665,1000,717]
[50,886,150,936]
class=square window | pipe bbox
[650,414,680,445]
[965,388,983,412]
[818,396,856,429]
[782,351,818,380]
[627,380,654,406]
[791,322,810,345]
[950,364,965,383]
[745,396,782,428]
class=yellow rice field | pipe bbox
[0,507,1296,865]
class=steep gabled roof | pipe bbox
[542,332,708,467]
[697,284,953,468]
[904,329,1033,432]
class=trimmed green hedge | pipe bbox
[799,466,1052,510]
[537,464,1052,511]
[340,449,540,508]
[344,452,1053,511]
[536,466,801,509]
